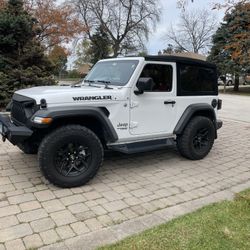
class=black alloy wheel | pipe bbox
[38,125,103,188]
[177,116,215,160]
[192,128,209,151]
[54,143,91,177]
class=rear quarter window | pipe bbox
[177,63,218,96]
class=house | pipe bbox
[77,63,92,77]
[162,52,207,61]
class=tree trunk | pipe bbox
[220,75,226,93]
[112,43,120,58]
[234,74,239,92]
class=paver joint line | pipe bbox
[0,116,249,250]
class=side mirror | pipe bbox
[134,77,154,95]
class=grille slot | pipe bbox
[11,101,27,124]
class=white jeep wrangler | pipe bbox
[0,56,222,187]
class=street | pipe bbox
[219,93,250,123]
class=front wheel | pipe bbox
[38,125,103,188]
[177,116,215,160]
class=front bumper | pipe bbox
[0,113,33,145]
[217,119,223,130]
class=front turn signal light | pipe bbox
[33,117,53,124]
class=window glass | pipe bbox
[85,60,139,86]
[139,64,173,92]
[179,64,216,93]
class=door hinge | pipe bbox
[130,121,138,129]
[130,101,139,109]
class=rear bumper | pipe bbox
[0,113,33,145]
[217,119,223,130]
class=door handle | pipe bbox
[164,100,176,105]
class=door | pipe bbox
[130,62,177,135]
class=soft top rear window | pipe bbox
[177,63,218,96]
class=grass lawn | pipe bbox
[99,189,250,250]
[219,86,250,96]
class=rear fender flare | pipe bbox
[174,103,217,137]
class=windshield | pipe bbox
[85,60,139,86]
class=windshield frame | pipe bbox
[84,59,140,87]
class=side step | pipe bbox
[108,138,175,154]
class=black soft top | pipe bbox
[144,55,216,69]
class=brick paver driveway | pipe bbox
[0,95,250,249]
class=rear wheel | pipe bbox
[177,116,215,160]
[38,125,103,187]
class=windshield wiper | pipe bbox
[97,80,113,89]
[84,79,95,84]
[84,79,101,88]
[71,79,84,88]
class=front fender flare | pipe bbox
[31,106,118,142]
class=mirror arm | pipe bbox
[134,89,144,95]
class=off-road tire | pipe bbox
[177,116,215,160]
[38,125,104,188]
[17,141,38,154]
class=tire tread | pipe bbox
[38,125,103,187]
[177,116,215,160]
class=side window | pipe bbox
[178,64,217,95]
[140,64,173,92]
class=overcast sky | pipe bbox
[147,0,225,54]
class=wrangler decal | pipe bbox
[73,96,112,101]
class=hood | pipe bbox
[15,85,125,106]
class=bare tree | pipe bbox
[212,0,249,11]
[164,9,218,54]
[177,0,248,10]
[177,0,194,9]
[72,0,161,57]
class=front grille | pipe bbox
[10,94,38,125]
[11,101,27,124]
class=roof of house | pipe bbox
[144,55,215,68]
[77,64,92,75]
